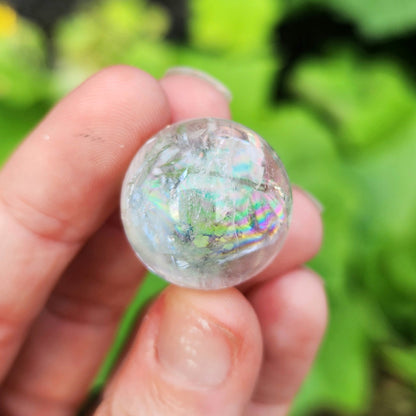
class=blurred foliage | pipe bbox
[286,0,416,39]
[189,0,280,55]
[1,0,416,414]
[0,2,16,35]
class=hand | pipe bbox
[0,66,326,416]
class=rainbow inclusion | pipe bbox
[121,118,292,289]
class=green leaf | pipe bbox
[0,101,50,164]
[189,0,282,55]
[290,51,416,153]
[382,345,416,388]
[352,117,416,241]
[385,245,416,302]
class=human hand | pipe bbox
[0,66,326,416]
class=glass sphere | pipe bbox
[121,118,292,289]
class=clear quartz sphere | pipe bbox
[121,118,292,290]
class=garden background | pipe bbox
[1,0,415,414]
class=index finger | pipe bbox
[0,65,170,380]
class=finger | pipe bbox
[0,218,147,416]
[240,188,323,292]
[0,65,170,381]
[95,286,262,416]
[0,70,232,415]
[160,67,232,120]
[245,268,327,416]
[161,71,322,294]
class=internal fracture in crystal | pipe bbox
[121,118,292,289]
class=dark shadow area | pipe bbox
[149,0,189,42]
[273,6,416,101]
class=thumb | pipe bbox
[95,286,262,416]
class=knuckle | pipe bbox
[45,290,124,327]
[0,190,81,246]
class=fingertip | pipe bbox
[156,286,262,389]
[65,65,171,154]
[246,268,327,407]
[160,69,231,121]
[249,268,328,343]
[103,286,262,415]
[164,67,232,102]
[163,285,262,343]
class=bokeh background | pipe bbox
[1,0,416,414]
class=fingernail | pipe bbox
[300,189,324,213]
[156,293,233,387]
[164,66,232,102]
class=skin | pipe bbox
[0,66,327,416]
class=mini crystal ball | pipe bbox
[121,118,292,289]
